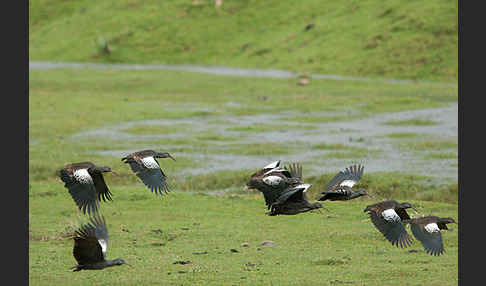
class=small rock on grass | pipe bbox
[173,260,192,265]
[408,249,424,253]
[260,241,276,247]
[298,78,310,86]
[193,251,208,255]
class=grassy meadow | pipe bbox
[29,67,458,285]
[29,0,457,82]
[30,1,458,284]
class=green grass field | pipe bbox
[29,67,458,285]
[29,0,457,82]
[30,1,458,284]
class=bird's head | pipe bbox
[311,201,328,211]
[440,217,457,224]
[356,189,372,197]
[399,202,422,215]
[94,166,119,176]
[245,176,259,190]
[113,258,132,267]
[399,202,414,209]
[155,152,176,161]
[245,169,269,190]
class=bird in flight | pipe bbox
[58,162,118,215]
[121,150,175,195]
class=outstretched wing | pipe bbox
[59,169,99,215]
[89,170,113,203]
[284,163,303,182]
[368,212,413,248]
[410,223,444,256]
[123,156,170,195]
[274,184,311,205]
[326,164,364,192]
[73,215,108,264]
[136,167,170,194]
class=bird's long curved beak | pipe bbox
[168,154,176,161]
[111,170,120,177]
[125,263,133,267]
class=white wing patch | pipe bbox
[335,188,347,194]
[263,175,283,186]
[141,156,159,169]
[295,183,312,193]
[263,167,285,176]
[340,179,356,188]
[74,169,93,184]
[381,209,401,222]
[424,222,440,233]
[98,238,108,258]
[263,160,280,170]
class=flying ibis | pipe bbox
[58,162,118,215]
[404,216,456,256]
[246,160,324,215]
[318,164,370,201]
[363,200,420,248]
[121,150,175,195]
[71,214,131,271]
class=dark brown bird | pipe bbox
[404,216,456,256]
[268,183,325,216]
[58,162,119,215]
[318,164,370,201]
[364,200,419,248]
[246,160,302,210]
[121,150,175,195]
[246,160,324,215]
[71,214,131,271]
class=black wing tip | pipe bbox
[148,184,171,195]
[425,248,444,256]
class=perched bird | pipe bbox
[71,214,131,271]
[364,200,419,248]
[268,183,325,216]
[58,162,119,215]
[404,216,456,256]
[246,160,324,215]
[318,164,370,201]
[121,150,175,195]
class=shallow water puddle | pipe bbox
[70,104,457,184]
